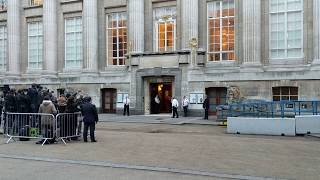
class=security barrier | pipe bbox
[56,113,82,144]
[4,112,82,146]
[217,100,320,121]
[5,113,56,146]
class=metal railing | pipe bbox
[217,100,320,121]
[5,113,55,146]
[56,113,82,145]
[4,112,82,146]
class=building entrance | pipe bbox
[205,87,227,115]
[101,88,117,113]
[150,83,172,114]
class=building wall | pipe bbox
[0,0,319,115]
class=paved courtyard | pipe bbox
[0,114,320,180]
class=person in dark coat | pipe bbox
[80,96,98,142]
[16,90,31,113]
[4,89,17,113]
[27,84,39,113]
[203,95,210,120]
[65,96,80,139]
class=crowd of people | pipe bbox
[0,84,98,144]
[0,84,84,114]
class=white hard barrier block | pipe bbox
[296,115,320,134]
[227,117,296,136]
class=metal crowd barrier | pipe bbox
[5,113,56,146]
[217,100,320,121]
[56,112,82,145]
[4,112,82,146]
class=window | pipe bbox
[0,25,7,71]
[153,7,176,52]
[107,12,127,66]
[28,21,43,70]
[65,17,82,69]
[0,0,7,11]
[207,0,235,62]
[270,0,303,59]
[29,0,43,6]
[272,87,298,101]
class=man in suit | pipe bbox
[203,95,210,120]
[80,96,98,142]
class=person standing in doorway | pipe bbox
[80,97,98,142]
[123,96,130,116]
[203,95,209,120]
[182,96,189,117]
[154,94,160,114]
[171,97,179,118]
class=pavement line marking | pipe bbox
[0,153,286,180]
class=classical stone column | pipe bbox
[128,0,144,53]
[7,0,20,75]
[242,0,261,65]
[43,0,57,74]
[83,0,98,71]
[181,0,198,50]
[313,0,320,63]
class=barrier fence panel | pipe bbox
[217,100,320,121]
[56,112,82,145]
[5,113,56,146]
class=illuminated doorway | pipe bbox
[150,83,172,114]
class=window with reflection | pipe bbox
[0,0,7,11]
[270,0,303,59]
[29,0,43,6]
[107,12,127,66]
[28,21,43,70]
[207,0,235,62]
[272,87,298,101]
[0,25,7,71]
[65,17,82,69]
[153,7,176,52]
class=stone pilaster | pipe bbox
[7,0,20,75]
[181,0,198,50]
[128,0,144,53]
[313,0,320,64]
[242,0,261,66]
[83,0,98,71]
[43,0,57,74]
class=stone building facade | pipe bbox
[0,0,319,115]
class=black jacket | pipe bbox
[80,102,98,123]
[203,98,210,109]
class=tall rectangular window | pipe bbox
[153,7,176,52]
[107,12,127,66]
[29,0,43,6]
[65,17,82,69]
[207,0,235,62]
[0,25,7,71]
[270,0,303,59]
[0,0,7,11]
[28,21,43,70]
